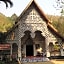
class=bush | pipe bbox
[0,61,5,64]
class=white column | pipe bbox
[17,24,22,64]
[59,43,64,56]
[23,45,26,57]
[60,49,64,56]
[31,32,36,56]
[33,45,36,56]
[18,35,24,64]
[45,37,50,57]
[18,40,22,64]
[60,44,64,56]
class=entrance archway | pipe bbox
[34,30,45,51]
[21,30,34,57]
[21,30,46,57]
[24,31,34,56]
[26,45,33,56]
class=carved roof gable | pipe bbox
[15,0,50,23]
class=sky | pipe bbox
[0,0,61,17]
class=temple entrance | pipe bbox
[26,45,33,56]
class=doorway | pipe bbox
[26,45,33,56]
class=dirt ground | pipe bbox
[51,60,64,64]
[23,60,64,64]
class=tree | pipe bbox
[0,13,13,32]
[55,0,64,9]
[11,14,17,21]
[0,0,13,8]
[54,0,64,15]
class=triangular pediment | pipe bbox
[16,0,50,23]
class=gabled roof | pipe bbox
[15,0,51,24]
[6,0,64,41]
[47,23,64,40]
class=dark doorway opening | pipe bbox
[26,45,33,56]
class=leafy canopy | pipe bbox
[0,0,13,8]
[0,13,13,32]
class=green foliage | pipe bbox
[52,16,64,36]
[0,13,13,33]
[11,13,18,24]
[54,45,60,51]
[0,61,5,64]
[55,0,64,9]
[47,14,64,37]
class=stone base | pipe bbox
[22,57,49,63]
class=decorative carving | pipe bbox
[30,32,35,38]
[11,32,15,40]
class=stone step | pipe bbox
[22,62,50,64]
[22,57,49,63]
